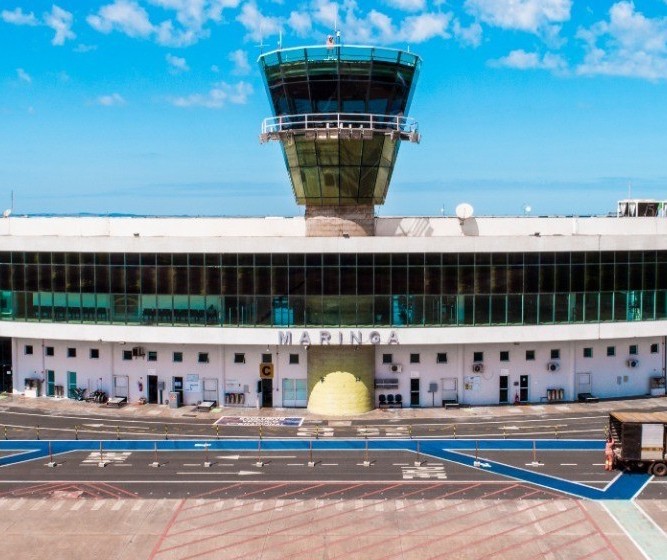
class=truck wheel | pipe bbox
[651,462,667,477]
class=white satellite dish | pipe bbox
[2,209,11,218]
[455,203,474,221]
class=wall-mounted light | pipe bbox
[320,376,325,383]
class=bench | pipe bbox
[106,396,127,408]
[196,401,216,412]
[378,394,402,408]
[442,399,460,409]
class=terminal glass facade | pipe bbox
[0,251,666,327]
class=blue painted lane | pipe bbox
[417,442,650,501]
[0,438,647,501]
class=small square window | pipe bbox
[289,354,299,365]
[583,347,593,358]
[473,351,484,362]
[173,351,183,363]
[606,346,615,357]
[122,350,132,360]
[67,347,76,358]
[261,353,272,363]
[409,353,420,364]
[550,349,560,360]
[525,350,535,361]
[24,345,33,355]
[198,352,209,363]
[499,351,509,362]
[45,346,54,357]
[234,353,245,364]
[629,345,638,356]
[382,353,393,364]
[651,343,659,354]
[436,352,448,364]
[147,351,158,362]
[89,348,99,359]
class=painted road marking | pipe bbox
[402,466,447,480]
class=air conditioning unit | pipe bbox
[627,358,640,369]
[472,362,484,374]
[546,361,560,372]
[390,363,403,373]
[132,346,145,358]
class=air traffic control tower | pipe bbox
[259,41,421,236]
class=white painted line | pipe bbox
[321,463,338,466]
[393,463,409,466]
[182,463,200,467]
[560,463,578,466]
[287,463,303,466]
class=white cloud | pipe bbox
[1,7,38,26]
[170,81,253,109]
[452,19,482,47]
[149,0,240,30]
[44,5,76,45]
[97,93,126,106]
[308,1,452,45]
[399,12,450,43]
[16,68,32,83]
[236,2,282,42]
[74,43,97,53]
[166,53,190,72]
[576,1,667,79]
[383,0,425,12]
[211,64,220,72]
[490,49,567,71]
[288,10,312,36]
[88,0,154,38]
[465,0,571,34]
[229,49,251,74]
[87,0,213,46]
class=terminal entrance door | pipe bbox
[519,375,529,403]
[0,338,12,393]
[261,379,273,407]
[410,378,420,407]
[499,376,509,404]
[147,375,158,404]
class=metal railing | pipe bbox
[261,112,419,136]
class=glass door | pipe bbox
[519,375,529,402]
[499,375,509,403]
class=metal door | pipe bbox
[261,378,273,407]
[577,373,592,395]
[203,378,218,404]
[410,378,420,407]
[499,375,509,403]
[172,376,184,404]
[67,371,77,398]
[113,375,129,398]
[519,375,529,402]
[147,374,158,404]
[46,370,55,397]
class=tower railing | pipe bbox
[260,112,420,143]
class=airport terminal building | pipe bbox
[1,44,666,414]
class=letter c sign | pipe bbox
[259,363,274,379]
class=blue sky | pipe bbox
[2,0,667,217]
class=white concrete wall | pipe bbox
[12,338,309,407]
[12,335,663,407]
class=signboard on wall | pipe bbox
[259,363,274,379]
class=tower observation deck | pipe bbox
[258,43,421,234]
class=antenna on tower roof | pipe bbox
[277,29,283,50]
[256,26,265,54]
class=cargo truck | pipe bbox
[608,411,667,476]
